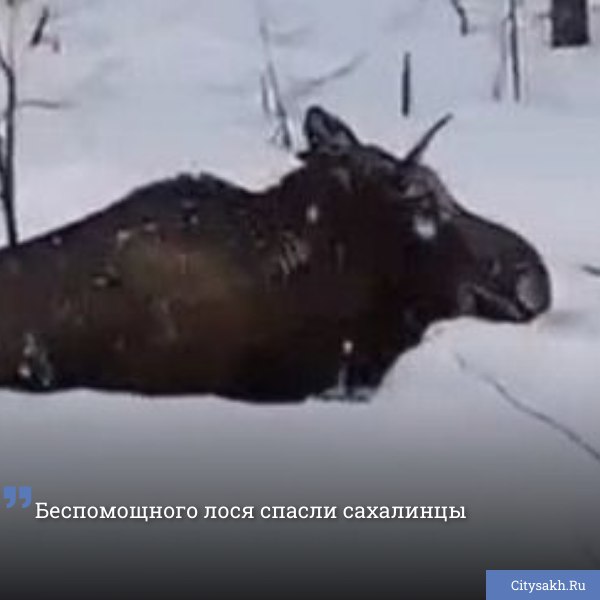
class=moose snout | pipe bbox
[465,260,552,323]
[514,263,552,320]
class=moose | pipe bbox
[0,106,551,402]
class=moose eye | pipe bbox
[403,182,424,199]
[488,259,502,277]
[394,176,425,200]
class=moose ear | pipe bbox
[303,106,360,156]
[404,114,453,164]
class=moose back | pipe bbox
[0,107,551,401]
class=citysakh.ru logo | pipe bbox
[512,579,586,592]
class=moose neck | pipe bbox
[235,164,343,243]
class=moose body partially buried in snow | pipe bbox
[0,107,551,402]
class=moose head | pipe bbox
[298,106,552,329]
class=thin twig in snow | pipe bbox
[29,5,50,48]
[453,352,600,468]
[449,0,470,36]
[0,98,69,122]
[256,2,293,151]
[581,264,600,278]
[508,0,522,102]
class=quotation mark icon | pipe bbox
[3,486,32,509]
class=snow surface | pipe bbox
[1,0,599,573]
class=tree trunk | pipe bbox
[401,52,412,117]
[449,0,470,36]
[551,0,590,48]
[508,0,522,102]
[3,66,18,247]
[0,4,20,247]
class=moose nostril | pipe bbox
[516,268,550,316]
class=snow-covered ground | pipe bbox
[1,0,599,588]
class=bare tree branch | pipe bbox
[2,66,18,246]
[0,40,12,79]
[581,264,600,277]
[492,1,523,103]
[449,0,470,36]
[401,51,412,117]
[0,98,69,123]
[492,15,509,101]
[17,97,69,111]
[29,4,50,47]
[508,0,522,102]
[0,13,18,247]
[256,2,293,151]
[0,1,63,246]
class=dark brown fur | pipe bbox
[0,107,551,401]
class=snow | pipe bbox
[1,0,599,580]
[413,212,439,240]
